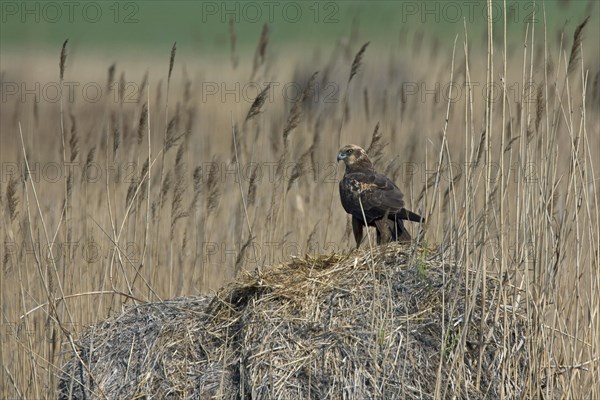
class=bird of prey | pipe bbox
[337,144,424,248]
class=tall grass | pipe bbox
[1,5,599,398]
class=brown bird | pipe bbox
[337,144,424,248]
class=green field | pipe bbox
[1,0,597,54]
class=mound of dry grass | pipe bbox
[59,243,532,399]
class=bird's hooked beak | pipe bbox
[337,152,346,162]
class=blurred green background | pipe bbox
[1,0,597,55]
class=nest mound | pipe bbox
[59,244,530,399]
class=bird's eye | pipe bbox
[347,149,353,154]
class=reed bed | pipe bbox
[1,2,599,398]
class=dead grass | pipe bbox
[58,244,532,399]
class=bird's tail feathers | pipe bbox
[397,209,425,223]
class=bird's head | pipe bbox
[337,144,372,170]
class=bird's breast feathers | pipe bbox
[340,175,379,210]
[350,178,378,193]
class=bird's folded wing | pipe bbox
[350,172,405,212]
